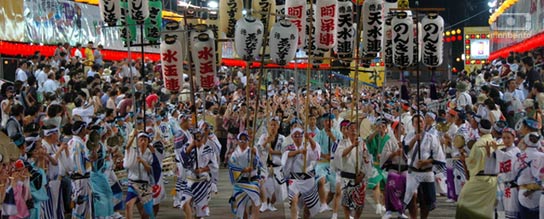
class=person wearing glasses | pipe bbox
[228,131,262,219]
[256,116,286,213]
[180,128,219,218]
[282,127,321,219]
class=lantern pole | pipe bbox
[353,0,364,176]
[182,11,199,129]
[302,2,315,173]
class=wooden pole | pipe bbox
[182,12,198,129]
[354,1,364,175]
[303,2,315,173]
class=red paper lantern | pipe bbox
[470,34,475,39]
[466,60,470,64]
[457,36,462,41]
[445,38,451,43]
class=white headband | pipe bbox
[43,128,59,136]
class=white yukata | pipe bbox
[492,144,521,218]
[512,139,544,218]
[228,146,262,218]
[257,132,287,202]
[403,131,446,208]
[173,128,192,207]
[281,141,321,217]
[427,126,447,195]
[180,140,219,217]
[68,135,92,219]
[41,140,70,219]
[338,138,373,210]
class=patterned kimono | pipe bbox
[180,140,219,217]
[281,142,322,217]
[493,144,521,218]
[380,134,408,212]
[512,141,544,218]
[28,164,49,219]
[90,143,114,218]
[173,128,192,207]
[68,135,92,219]
[338,138,373,210]
[257,132,287,202]
[41,140,69,219]
[228,146,262,218]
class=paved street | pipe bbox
[131,168,457,219]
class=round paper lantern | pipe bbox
[270,20,299,66]
[253,0,276,32]
[99,0,121,26]
[219,0,243,38]
[234,16,264,61]
[336,0,354,59]
[285,0,307,48]
[362,0,384,55]
[392,11,414,68]
[192,32,217,90]
[421,13,444,67]
[315,0,338,49]
[160,22,184,92]
[129,0,149,23]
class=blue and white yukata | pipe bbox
[228,146,262,218]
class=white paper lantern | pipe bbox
[315,0,338,49]
[160,24,184,92]
[362,0,384,55]
[336,0,354,59]
[234,16,264,61]
[99,0,121,26]
[421,14,444,67]
[285,0,307,48]
[383,15,393,67]
[129,0,149,22]
[270,20,298,66]
[219,0,243,38]
[192,32,217,90]
[392,12,414,68]
[276,2,285,23]
[253,0,276,32]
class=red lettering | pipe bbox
[161,49,178,63]
[163,64,178,77]
[197,47,214,60]
[165,78,181,91]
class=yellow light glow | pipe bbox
[445,31,451,36]
[456,58,461,62]
[481,60,486,64]
[471,60,476,64]
[489,0,521,24]
[456,29,461,34]
[476,35,480,39]
[466,45,470,49]
[466,35,470,39]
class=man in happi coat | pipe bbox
[180,128,219,218]
[256,117,286,212]
[338,121,373,219]
[486,127,520,218]
[366,118,390,215]
[512,118,544,218]
[40,125,69,219]
[380,121,409,219]
[455,119,497,219]
[123,131,156,219]
[424,112,448,197]
[228,132,262,219]
[403,114,446,219]
[67,121,92,219]
[173,114,193,218]
[450,109,470,202]
[441,109,459,203]
[281,127,321,219]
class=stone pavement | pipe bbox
[131,168,457,219]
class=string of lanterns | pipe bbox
[488,0,520,25]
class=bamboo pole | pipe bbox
[303,2,314,173]
[182,11,198,129]
[353,1,364,175]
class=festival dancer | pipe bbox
[257,117,286,212]
[450,109,470,202]
[228,132,262,219]
[314,113,342,219]
[380,121,409,219]
[441,109,459,203]
[199,121,222,195]
[329,120,351,219]
[173,113,193,219]
[455,119,498,218]
[180,128,219,218]
[512,118,544,218]
[123,131,156,219]
[40,125,69,219]
[88,123,115,218]
[486,127,520,218]
[67,121,92,219]
[403,114,446,219]
[366,118,389,215]
[425,112,448,198]
[282,127,321,219]
[25,134,50,219]
[147,126,166,217]
[338,121,373,219]
[103,124,126,219]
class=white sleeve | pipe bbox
[123,147,138,170]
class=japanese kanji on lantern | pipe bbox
[144,0,162,42]
[315,0,338,50]
[382,0,397,67]
[220,0,243,38]
[421,13,444,67]
[160,23,184,92]
[192,32,217,90]
[362,0,384,56]
[276,0,286,22]
[270,20,299,66]
[129,0,149,23]
[285,0,307,48]
[120,1,137,43]
[234,16,264,61]
[253,0,276,32]
[99,0,121,26]
[392,11,414,68]
[336,0,354,60]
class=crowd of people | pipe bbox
[1,40,544,219]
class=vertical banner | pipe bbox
[253,0,276,32]
[161,22,184,92]
[383,0,397,67]
[362,0,384,56]
[206,12,222,66]
[234,17,264,61]
[305,3,327,67]
[99,0,122,26]
[285,0,307,48]
[421,14,444,67]
[129,0,149,24]
[392,11,414,68]
[145,0,162,43]
[315,0,338,50]
[192,32,217,90]
[336,0,354,60]
[270,20,299,65]
[219,0,243,38]
[120,1,137,43]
